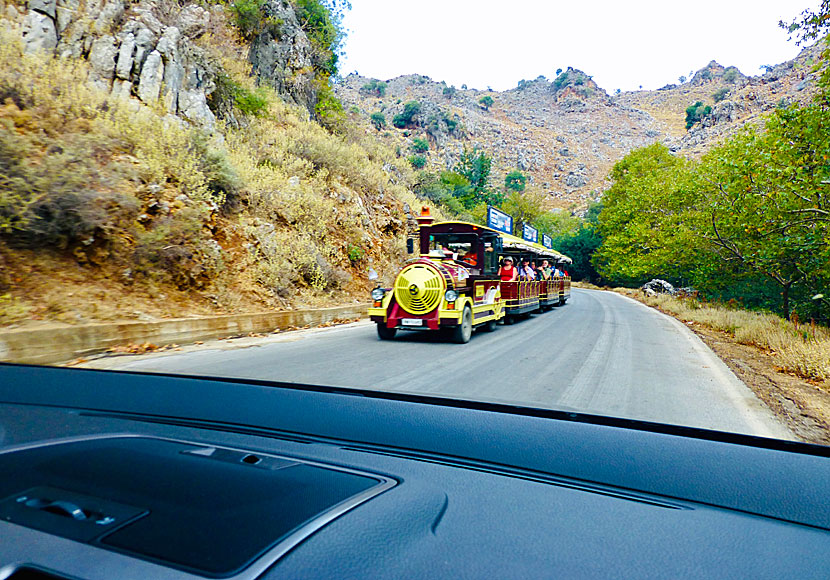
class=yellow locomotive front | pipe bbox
[368,212,504,343]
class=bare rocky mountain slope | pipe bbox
[337,43,823,210]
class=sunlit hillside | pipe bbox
[0,0,439,326]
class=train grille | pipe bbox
[394,263,445,315]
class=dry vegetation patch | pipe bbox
[0,24,431,327]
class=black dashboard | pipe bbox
[0,363,829,579]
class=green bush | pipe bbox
[370,111,386,129]
[208,73,270,119]
[685,101,712,129]
[408,155,427,169]
[722,68,739,83]
[314,79,345,131]
[234,85,270,116]
[133,208,223,289]
[479,95,494,110]
[713,87,729,103]
[392,100,420,128]
[229,0,267,40]
[360,80,387,97]
[293,0,345,75]
[443,113,459,133]
[504,170,527,192]
[443,85,457,98]
[411,137,429,153]
[347,244,364,263]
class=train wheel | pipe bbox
[558,294,566,306]
[376,323,397,340]
[453,306,473,344]
[484,318,497,332]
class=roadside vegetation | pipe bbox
[0,9,434,324]
[580,8,830,324]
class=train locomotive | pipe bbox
[368,209,571,343]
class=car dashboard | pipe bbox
[0,363,829,579]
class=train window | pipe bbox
[428,234,477,261]
[482,238,498,274]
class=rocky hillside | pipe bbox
[0,0,427,326]
[337,44,823,210]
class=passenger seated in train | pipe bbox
[539,260,552,281]
[518,257,536,280]
[498,257,518,281]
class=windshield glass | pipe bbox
[0,0,828,448]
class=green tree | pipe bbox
[361,80,387,97]
[443,85,457,99]
[504,170,527,192]
[455,148,491,195]
[479,95,494,110]
[500,189,553,237]
[408,155,427,169]
[722,68,739,83]
[293,0,349,76]
[695,104,830,318]
[593,143,702,285]
[713,87,729,103]
[685,101,712,129]
[411,137,429,153]
[369,111,385,129]
[392,100,421,128]
[553,204,604,283]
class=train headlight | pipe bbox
[371,288,386,301]
[444,290,459,302]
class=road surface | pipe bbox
[84,288,793,440]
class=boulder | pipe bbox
[29,0,57,19]
[55,0,79,34]
[22,10,57,53]
[137,49,163,103]
[115,32,135,80]
[641,279,676,295]
[88,34,117,87]
[93,0,125,34]
[176,5,209,38]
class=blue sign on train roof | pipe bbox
[542,233,553,249]
[523,224,538,243]
[487,206,513,235]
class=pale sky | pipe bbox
[339,1,821,92]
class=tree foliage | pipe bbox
[392,100,420,128]
[411,137,429,153]
[478,95,494,110]
[454,148,491,195]
[685,101,712,130]
[504,170,527,192]
[360,79,386,97]
[593,98,830,319]
[369,111,385,129]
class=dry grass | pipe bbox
[0,22,439,322]
[623,290,830,384]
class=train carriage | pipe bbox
[368,209,571,343]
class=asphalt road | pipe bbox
[86,288,793,440]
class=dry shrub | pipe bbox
[133,208,224,289]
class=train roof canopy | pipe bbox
[425,221,572,263]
